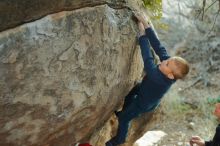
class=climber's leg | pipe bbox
[107,100,141,145]
[115,83,141,118]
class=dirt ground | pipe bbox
[154,83,218,146]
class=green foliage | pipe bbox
[165,97,192,114]
[142,0,162,19]
[163,92,213,119]
[162,91,193,117]
[207,96,220,104]
[155,22,169,30]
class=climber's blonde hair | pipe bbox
[172,56,189,79]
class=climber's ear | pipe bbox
[167,73,174,80]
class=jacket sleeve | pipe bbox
[212,125,220,146]
[145,27,170,61]
[138,35,158,78]
[205,125,220,146]
[205,141,212,146]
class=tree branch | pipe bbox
[196,0,218,20]
[219,0,220,10]
[201,0,206,20]
[207,9,220,35]
[204,0,218,13]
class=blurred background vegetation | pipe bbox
[142,0,162,19]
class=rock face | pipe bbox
[0,2,144,146]
[134,130,167,146]
[89,110,160,146]
[0,0,127,32]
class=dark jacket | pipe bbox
[205,124,220,146]
[137,28,175,111]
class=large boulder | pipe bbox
[0,0,127,32]
[0,2,144,146]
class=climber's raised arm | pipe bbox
[134,12,170,61]
[138,22,165,84]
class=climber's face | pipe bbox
[214,103,220,119]
[159,58,178,80]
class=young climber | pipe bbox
[189,103,220,146]
[105,12,190,146]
